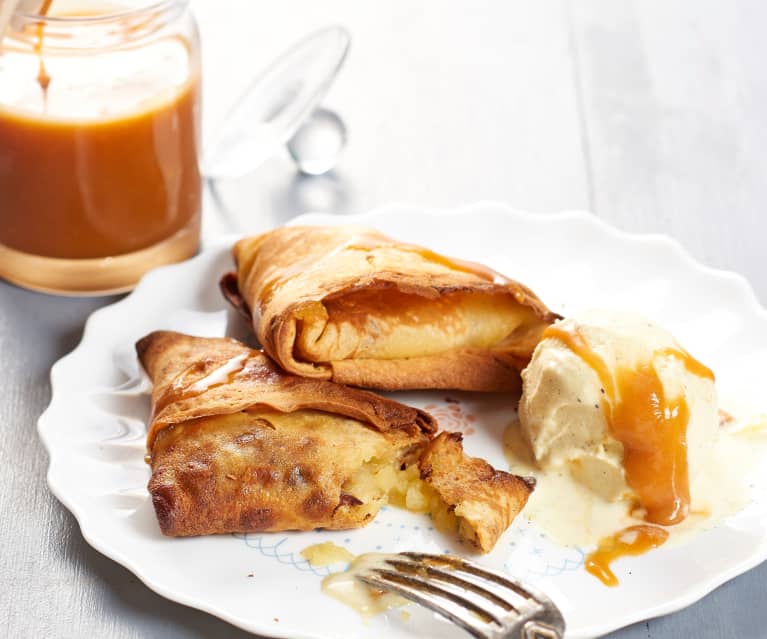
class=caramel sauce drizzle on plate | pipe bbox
[585,525,670,587]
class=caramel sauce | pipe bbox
[35,0,54,94]
[585,525,669,587]
[254,234,515,326]
[612,362,691,524]
[323,287,482,330]
[0,3,201,260]
[343,236,511,285]
[0,82,200,258]
[542,323,714,526]
[656,346,715,382]
[403,245,510,285]
[543,325,616,400]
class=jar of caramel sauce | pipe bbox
[0,0,201,294]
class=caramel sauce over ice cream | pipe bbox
[516,311,731,586]
[542,323,714,527]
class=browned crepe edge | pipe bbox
[419,432,535,553]
[136,330,437,451]
[221,226,559,391]
[147,414,429,536]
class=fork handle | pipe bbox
[523,619,562,639]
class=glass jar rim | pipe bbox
[6,0,193,50]
[14,0,188,25]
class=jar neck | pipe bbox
[7,0,189,50]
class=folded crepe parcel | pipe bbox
[221,226,558,392]
[137,331,534,551]
[138,331,435,536]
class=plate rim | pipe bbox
[38,201,767,639]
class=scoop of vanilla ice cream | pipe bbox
[518,311,718,507]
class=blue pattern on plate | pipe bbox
[233,533,333,577]
[233,513,587,582]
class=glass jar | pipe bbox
[0,0,201,295]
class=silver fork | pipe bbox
[356,552,565,639]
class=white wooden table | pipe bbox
[2,1,765,636]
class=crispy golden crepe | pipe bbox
[220,226,559,392]
[418,433,535,553]
[137,331,436,536]
[137,332,534,549]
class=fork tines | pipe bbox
[356,552,564,639]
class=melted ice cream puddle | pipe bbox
[321,553,408,618]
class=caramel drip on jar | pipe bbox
[585,525,669,587]
[35,0,55,95]
[542,323,714,526]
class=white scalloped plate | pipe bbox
[39,203,767,639]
